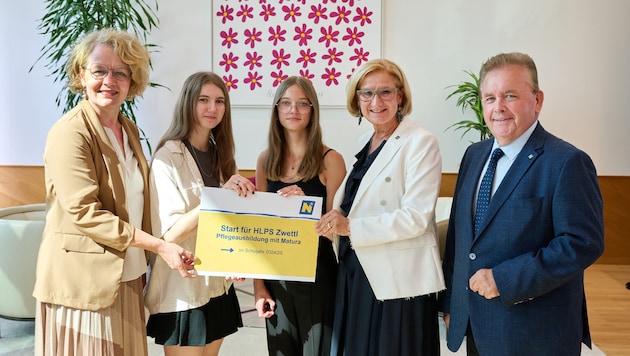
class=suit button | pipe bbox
[380,200,386,206]
[384,177,392,183]
[468,253,477,260]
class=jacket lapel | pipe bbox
[474,125,546,239]
[349,119,408,213]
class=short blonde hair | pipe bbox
[66,28,151,100]
[346,58,412,117]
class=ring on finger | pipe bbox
[235,180,240,186]
[327,222,332,229]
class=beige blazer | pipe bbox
[33,100,151,311]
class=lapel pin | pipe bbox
[528,154,534,159]
[395,135,400,139]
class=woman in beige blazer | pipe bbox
[32,28,196,356]
[316,59,445,355]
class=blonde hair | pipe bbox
[66,28,151,100]
[346,58,412,117]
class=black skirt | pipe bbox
[147,284,243,346]
[330,237,440,356]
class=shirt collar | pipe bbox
[492,120,538,161]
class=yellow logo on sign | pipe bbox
[300,200,315,215]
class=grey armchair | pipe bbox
[0,203,45,321]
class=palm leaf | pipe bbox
[445,70,492,142]
[31,0,162,155]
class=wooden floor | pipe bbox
[585,264,630,355]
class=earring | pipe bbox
[396,106,404,122]
[358,111,363,125]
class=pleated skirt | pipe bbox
[146,284,242,346]
[35,277,148,356]
[331,237,440,356]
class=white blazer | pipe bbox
[333,118,445,300]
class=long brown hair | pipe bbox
[155,72,236,183]
[263,76,323,181]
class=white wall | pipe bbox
[2,0,629,175]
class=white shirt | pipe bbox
[104,126,147,282]
[477,121,538,200]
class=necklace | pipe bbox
[188,134,216,178]
[190,145,212,177]
[283,154,303,180]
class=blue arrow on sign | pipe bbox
[221,248,234,253]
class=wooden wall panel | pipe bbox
[1,166,627,264]
[0,166,45,207]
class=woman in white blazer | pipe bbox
[316,59,445,356]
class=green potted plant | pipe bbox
[445,70,492,142]
[30,0,162,154]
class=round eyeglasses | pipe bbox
[86,65,132,81]
[356,88,399,102]
[276,100,313,114]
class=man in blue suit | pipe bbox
[439,52,604,355]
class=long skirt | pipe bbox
[35,277,147,356]
[263,237,338,355]
[330,237,440,356]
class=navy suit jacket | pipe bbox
[439,123,604,356]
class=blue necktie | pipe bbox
[474,148,504,234]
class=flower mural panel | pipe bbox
[212,0,382,107]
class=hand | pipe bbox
[469,268,500,299]
[225,174,256,197]
[315,210,350,241]
[253,279,275,318]
[277,184,304,197]
[443,313,450,330]
[157,241,197,278]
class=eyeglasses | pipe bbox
[275,100,313,113]
[86,65,132,81]
[356,88,399,102]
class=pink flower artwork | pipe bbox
[318,25,339,47]
[223,74,238,91]
[308,4,328,24]
[322,48,343,66]
[293,24,313,46]
[260,4,276,21]
[244,27,262,49]
[219,52,239,72]
[268,25,286,46]
[212,0,381,106]
[217,5,234,24]
[282,4,302,22]
[244,52,263,70]
[271,70,289,87]
[244,71,263,90]
[299,68,315,81]
[237,4,254,22]
[297,48,317,68]
[342,27,364,46]
[322,67,341,86]
[353,7,373,26]
[330,6,351,25]
[270,48,291,69]
[220,28,238,49]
